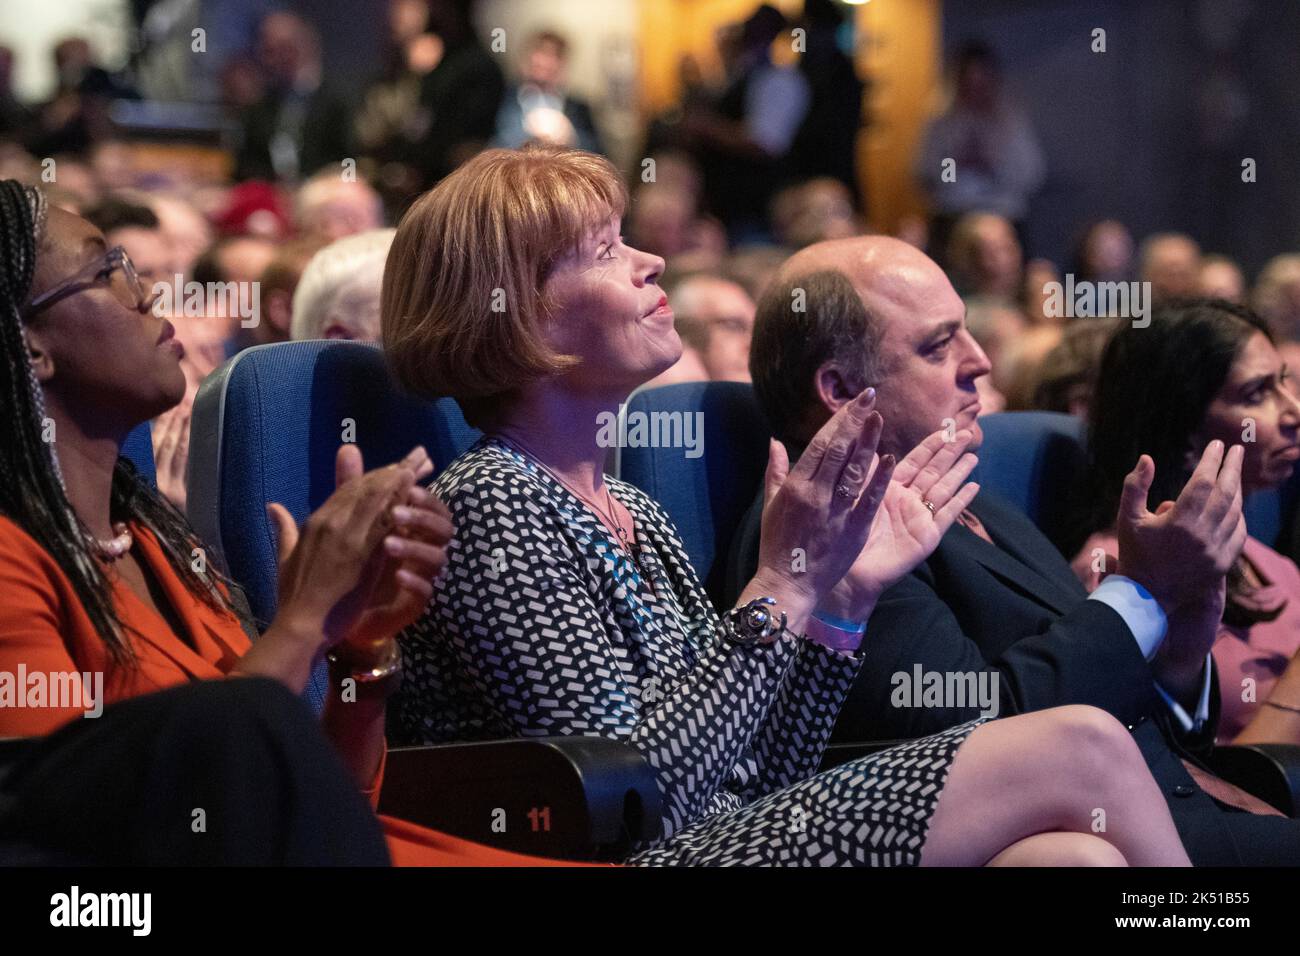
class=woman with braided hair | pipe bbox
[0,180,572,865]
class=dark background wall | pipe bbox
[943,0,1300,277]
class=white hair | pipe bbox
[290,228,396,341]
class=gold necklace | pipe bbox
[494,433,657,592]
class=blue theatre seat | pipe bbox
[186,340,480,709]
[613,381,770,609]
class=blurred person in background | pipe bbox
[627,186,727,275]
[357,0,445,208]
[681,5,810,241]
[1030,317,1119,419]
[82,198,168,289]
[43,156,103,211]
[645,273,755,390]
[1198,254,1247,303]
[1252,254,1300,343]
[29,38,135,157]
[1140,232,1202,304]
[999,323,1064,411]
[946,211,1023,302]
[723,245,791,304]
[494,30,603,154]
[1073,219,1135,284]
[787,0,864,206]
[141,192,214,281]
[408,0,505,188]
[212,181,293,242]
[0,46,31,140]
[234,11,353,182]
[179,235,276,372]
[87,141,138,192]
[294,171,385,242]
[769,177,863,250]
[254,237,328,347]
[964,295,1026,413]
[291,229,396,342]
[1022,257,1062,324]
[915,42,1045,266]
[1252,254,1300,385]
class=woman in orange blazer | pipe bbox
[0,180,575,866]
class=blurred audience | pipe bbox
[256,237,328,347]
[1253,253,1300,342]
[408,0,505,188]
[294,171,386,242]
[83,197,169,286]
[916,42,1045,265]
[947,211,1023,301]
[679,4,811,240]
[1073,219,1135,284]
[291,229,396,342]
[1000,323,1065,411]
[494,30,603,154]
[645,273,755,388]
[1198,254,1247,303]
[964,295,1026,411]
[787,0,864,205]
[1022,257,1062,324]
[234,12,353,182]
[723,244,792,304]
[1140,232,1202,303]
[770,177,862,249]
[1030,317,1119,418]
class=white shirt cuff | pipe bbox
[1087,575,1168,660]
[1154,654,1214,733]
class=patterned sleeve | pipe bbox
[414,464,804,840]
[737,641,863,797]
[624,486,862,801]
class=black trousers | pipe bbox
[0,677,390,866]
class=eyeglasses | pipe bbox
[26,245,158,316]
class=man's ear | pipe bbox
[24,330,55,384]
[812,360,860,415]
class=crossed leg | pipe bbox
[919,705,1190,867]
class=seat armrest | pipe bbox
[378,737,662,861]
[1209,743,1300,817]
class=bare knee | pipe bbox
[989,832,1128,867]
[1038,705,1140,776]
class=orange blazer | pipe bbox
[0,514,584,867]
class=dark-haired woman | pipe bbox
[1071,299,1300,746]
[0,180,573,865]
[383,144,1194,866]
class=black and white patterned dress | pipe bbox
[391,438,986,866]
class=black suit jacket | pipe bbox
[727,488,1300,865]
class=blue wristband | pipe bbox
[811,609,868,637]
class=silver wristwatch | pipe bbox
[721,597,789,647]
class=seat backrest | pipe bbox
[969,411,1087,545]
[614,382,770,607]
[187,340,480,709]
[121,422,157,486]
